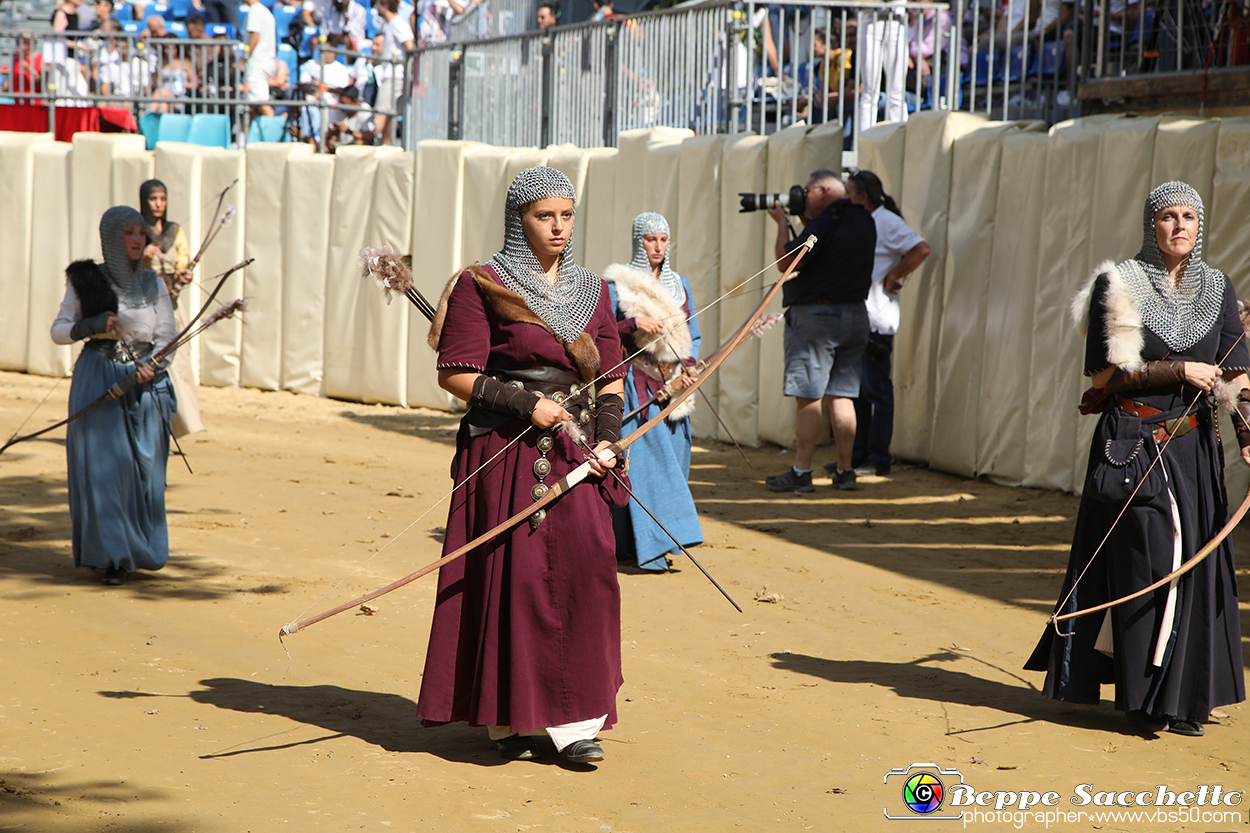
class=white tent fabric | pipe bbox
[977,128,1048,483]
[280,152,335,396]
[26,141,75,378]
[243,143,311,391]
[197,149,248,387]
[6,113,1250,498]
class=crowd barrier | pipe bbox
[4,114,1250,495]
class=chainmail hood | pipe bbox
[629,212,685,307]
[1115,181,1223,352]
[100,205,161,308]
[486,166,602,343]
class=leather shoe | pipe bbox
[560,739,604,763]
[102,567,129,586]
[492,734,539,760]
[1167,719,1205,737]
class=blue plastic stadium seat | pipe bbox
[261,0,280,8]
[121,19,143,32]
[140,111,161,150]
[1038,40,1065,78]
[156,112,192,142]
[166,21,188,37]
[207,22,237,38]
[188,113,232,147]
[237,3,249,24]
[114,1,134,20]
[300,24,318,57]
[272,5,301,39]
[246,114,289,143]
[169,0,192,17]
[1003,45,1028,82]
[969,49,997,84]
[277,42,298,79]
[150,2,171,19]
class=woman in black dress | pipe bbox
[1026,181,1249,738]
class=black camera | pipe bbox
[738,185,806,216]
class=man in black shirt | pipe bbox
[765,169,876,493]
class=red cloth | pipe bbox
[416,266,630,734]
[0,103,137,142]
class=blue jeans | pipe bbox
[852,332,893,466]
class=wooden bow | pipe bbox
[1049,327,1250,630]
[279,238,816,637]
[0,259,251,455]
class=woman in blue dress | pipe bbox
[50,206,178,586]
[604,212,704,571]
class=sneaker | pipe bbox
[831,468,858,491]
[765,468,814,493]
[854,462,891,477]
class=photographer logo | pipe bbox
[903,771,945,814]
[884,763,965,821]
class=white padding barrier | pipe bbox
[6,111,1250,496]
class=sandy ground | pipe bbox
[1,368,1249,833]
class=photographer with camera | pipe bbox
[761,169,876,493]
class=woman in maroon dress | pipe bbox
[417,167,630,764]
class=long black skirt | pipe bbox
[1026,399,1244,724]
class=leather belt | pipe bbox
[1117,395,1199,445]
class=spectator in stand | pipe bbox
[320,0,367,48]
[51,0,83,33]
[590,0,614,21]
[144,14,167,37]
[7,33,43,104]
[908,5,966,80]
[858,1,908,128]
[285,19,313,63]
[200,0,240,32]
[89,0,114,30]
[417,0,475,45]
[153,40,197,112]
[95,19,141,98]
[976,0,1028,51]
[536,2,556,28]
[326,84,376,149]
[800,26,851,123]
[199,32,239,112]
[1031,0,1075,104]
[375,0,414,144]
[186,14,206,38]
[244,0,277,116]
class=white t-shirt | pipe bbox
[865,205,925,335]
[382,14,414,62]
[246,2,277,71]
[299,56,353,87]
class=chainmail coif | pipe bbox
[486,166,602,343]
[1116,181,1223,353]
[99,205,160,308]
[628,212,685,307]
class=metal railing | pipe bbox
[0,31,405,149]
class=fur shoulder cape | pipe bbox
[427,264,601,383]
[603,263,693,362]
[604,262,696,422]
[1070,260,1144,372]
[66,260,119,320]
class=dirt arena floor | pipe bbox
[2,368,1249,832]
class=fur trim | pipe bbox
[604,263,696,422]
[603,263,693,362]
[428,264,601,383]
[1070,260,1144,372]
[66,260,118,320]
